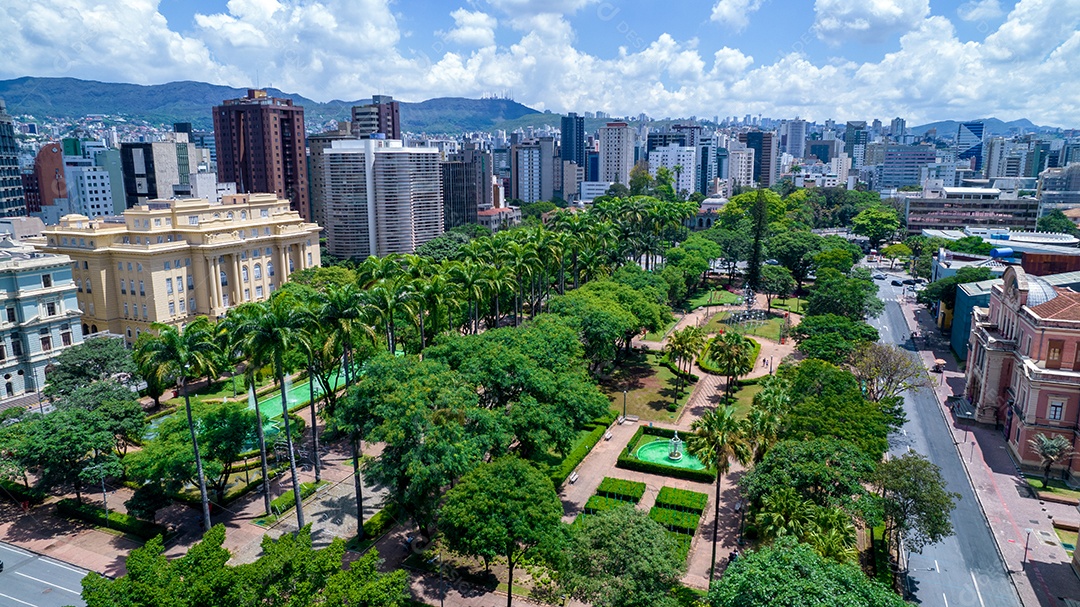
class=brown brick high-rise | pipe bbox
[213,90,310,220]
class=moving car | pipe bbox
[891,279,904,286]
[872,273,887,280]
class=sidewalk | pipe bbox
[900,299,1080,607]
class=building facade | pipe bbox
[0,237,83,401]
[843,121,868,169]
[351,95,401,140]
[511,138,554,204]
[905,185,1039,234]
[738,131,778,187]
[120,140,196,209]
[956,121,986,172]
[879,144,936,190]
[560,113,586,167]
[0,99,26,218]
[964,265,1080,484]
[31,143,66,211]
[36,194,320,346]
[213,90,310,221]
[648,144,696,196]
[442,144,492,230]
[599,122,634,186]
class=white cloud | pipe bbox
[1,0,1080,127]
[813,0,929,42]
[957,0,1004,21]
[483,0,596,16]
[710,0,764,32]
[441,8,497,47]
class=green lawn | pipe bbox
[685,289,742,311]
[769,297,808,314]
[702,312,788,342]
[1026,477,1080,501]
[731,383,762,419]
[163,374,271,408]
[602,352,693,422]
[1055,526,1077,555]
[644,317,680,342]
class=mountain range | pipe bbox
[0,77,1061,136]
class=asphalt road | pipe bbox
[870,276,1021,607]
[0,542,87,607]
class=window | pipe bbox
[45,302,57,316]
[241,211,247,220]
[154,218,161,226]
[187,276,194,291]
[127,263,132,271]
[124,302,129,316]
[242,266,249,282]
[61,325,72,347]
[179,299,186,312]
[129,279,135,293]
[289,258,294,272]
[77,280,83,292]
[89,303,94,315]
[6,307,15,323]
[127,328,132,338]
[254,264,262,279]
[12,339,22,357]
[220,270,228,286]
[137,263,142,272]
[83,261,88,269]
[244,288,250,301]
[265,248,272,256]
[139,281,145,296]
[307,252,312,266]
[256,285,263,298]
[261,208,269,218]
[267,262,275,277]
[40,330,51,352]
[1049,399,1064,421]
[85,279,91,293]
[41,274,52,288]
[142,304,147,319]
[188,215,199,225]
[0,344,5,360]
[118,262,123,270]
[177,276,184,292]
[1048,339,1065,370]
[166,278,174,294]
[185,258,191,267]
[168,301,175,315]
[189,297,195,312]
[165,261,171,270]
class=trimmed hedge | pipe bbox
[546,412,617,486]
[362,502,402,538]
[616,427,716,484]
[655,486,708,514]
[596,477,646,503]
[56,498,168,541]
[270,481,322,515]
[668,531,692,563]
[697,336,761,376]
[659,354,700,383]
[648,506,702,535]
[0,478,46,505]
[584,495,634,515]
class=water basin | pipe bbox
[635,438,706,470]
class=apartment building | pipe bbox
[36,193,320,346]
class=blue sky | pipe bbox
[2,0,1077,125]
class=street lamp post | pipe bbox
[623,390,628,419]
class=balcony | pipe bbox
[1021,357,1080,386]
[973,322,1016,351]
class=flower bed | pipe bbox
[655,486,708,514]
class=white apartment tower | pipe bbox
[649,144,697,196]
[599,122,635,186]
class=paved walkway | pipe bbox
[900,298,1080,606]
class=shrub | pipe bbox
[659,354,700,383]
[56,498,169,541]
[362,503,402,538]
[269,481,322,515]
[648,506,702,535]
[595,477,647,503]
[698,336,761,375]
[655,486,708,514]
[584,495,634,514]
[549,423,608,486]
[0,478,46,505]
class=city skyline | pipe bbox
[1,1,1078,126]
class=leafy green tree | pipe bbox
[660,264,688,305]
[629,161,654,195]
[57,380,146,458]
[807,268,883,320]
[705,332,756,399]
[851,205,899,249]
[1027,433,1075,486]
[549,286,639,372]
[879,243,912,269]
[687,406,749,584]
[874,452,959,553]
[18,407,116,502]
[746,189,771,289]
[916,266,995,308]
[791,314,880,365]
[606,182,631,198]
[849,342,929,404]
[812,248,854,274]
[704,222,752,284]
[286,265,358,292]
[1037,209,1080,236]
[134,317,220,531]
[612,264,669,305]
[44,336,137,398]
[740,439,876,513]
[440,457,564,607]
[946,235,993,255]
[708,537,906,607]
[759,265,795,309]
[560,505,684,607]
[768,230,821,290]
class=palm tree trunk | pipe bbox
[277,364,305,529]
[183,383,212,531]
[352,432,365,540]
[419,303,426,351]
[307,356,320,484]
[711,472,723,584]
[252,385,272,516]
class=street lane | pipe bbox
[870,277,1020,607]
[0,542,87,607]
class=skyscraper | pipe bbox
[956,121,986,172]
[738,131,779,187]
[442,143,493,230]
[786,118,807,159]
[0,99,26,217]
[890,117,907,140]
[120,138,196,209]
[214,89,309,220]
[352,95,401,140]
[599,122,634,186]
[560,113,585,167]
[843,121,869,169]
[879,145,936,190]
[511,138,555,203]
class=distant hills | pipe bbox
[0,76,1063,136]
[0,77,541,133]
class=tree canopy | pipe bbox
[807,269,884,320]
[917,266,996,308]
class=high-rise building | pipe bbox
[672,124,705,148]
[307,126,357,229]
[313,139,442,260]
[31,143,66,211]
[785,118,807,159]
[560,113,586,167]
[511,137,555,203]
[890,117,907,139]
[738,131,779,187]
[645,131,686,154]
[843,121,869,169]
[38,194,321,344]
[21,172,40,215]
[351,95,401,140]
[214,90,309,220]
[442,143,493,230]
[600,122,634,186]
[649,144,696,196]
[119,139,196,209]
[807,140,842,163]
[0,99,26,217]
[879,144,936,190]
[956,121,986,172]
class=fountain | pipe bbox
[668,431,684,462]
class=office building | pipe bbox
[672,124,706,149]
[646,131,686,154]
[807,139,842,163]
[511,137,555,203]
[351,95,401,140]
[313,139,442,259]
[956,121,986,172]
[785,118,807,159]
[560,113,586,167]
[213,90,309,220]
[890,117,907,140]
[600,122,634,186]
[0,99,26,217]
[37,193,320,345]
[963,265,1080,485]
[843,121,869,169]
[0,237,84,402]
[1038,164,1080,211]
[727,145,756,188]
[120,139,197,209]
[649,144,696,196]
[30,143,66,211]
[443,144,493,230]
[904,183,1038,234]
[879,145,936,190]
[738,131,779,187]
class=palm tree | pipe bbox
[707,331,755,401]
[134,317,220,531]
[663,326,706,402]
[741,406,781,463]
[232,294,312,529]
[319,283,375,393]
[1028,433,1075,486]
[686,406,749,584]
[365,277,416,353]
[754,486,813,541]
[450,261,487,334]
[804,506,858,564]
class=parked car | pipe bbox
[872,273,887,280]
[891,279,904,286]
[902,278,918,285]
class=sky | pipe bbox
[2,0,1079,126]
